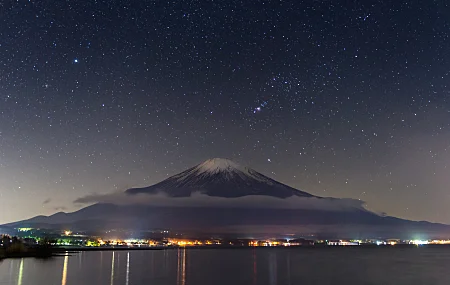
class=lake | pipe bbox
[1,247,449,285]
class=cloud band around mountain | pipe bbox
[74,191,369,212]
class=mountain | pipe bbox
[5,158,450,238]
[126,158,314,198]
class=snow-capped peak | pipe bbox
[191,158,270,183]
[127,157,315,198]
[195,158,243,174]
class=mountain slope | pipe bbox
[126,158,314,198]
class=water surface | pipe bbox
[1,247,449,285]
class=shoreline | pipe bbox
[56,243,450,253]
[3,244,450,260]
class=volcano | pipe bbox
[5,158,450,238]
[126,158,314,198]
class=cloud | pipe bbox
[74,185,133,205]
[74,194,109,204]
[73,191,369,212]
[74,189,126,204]
[53,206,67,211]
[42,198,52,205]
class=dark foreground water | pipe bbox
[1,247,449,285]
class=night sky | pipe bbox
[1,1,450,224]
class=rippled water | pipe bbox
[1,247,450,285]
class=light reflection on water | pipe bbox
[125,252,130,285]
[61,254,68,285]
[176,248,186,285]
[16,259,23,285]
[110,251,115,285]
[1,248,450,285]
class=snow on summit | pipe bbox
[196,158,242,174]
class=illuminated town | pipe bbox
[4,227,450,250]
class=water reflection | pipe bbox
[252,250,257,285]
[78,251,83,269]
[1,249,450,285]
[110,252,115,285]
[177,248,186,285]
[125,252,130,285]
[268,252,277,285]
[17,259,24,285]
[163,248,168,274]
[61,254,68,285]
[116,253,120,274]
[9,259,14,280]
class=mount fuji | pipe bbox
[5,158,450,238]
[126,158,315,198]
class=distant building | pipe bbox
[289,239,315,246]
[327,240,359,246]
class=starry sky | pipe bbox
[1,0,450,224]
